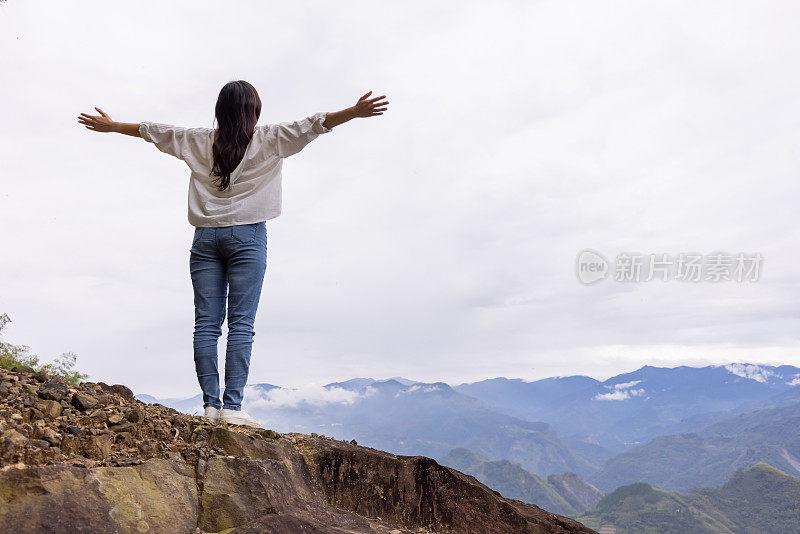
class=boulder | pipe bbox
[37,379,70,402]
[70,393,98,412]
[37,400,62,419]
[97,382,135,402]
[32,370,50,383]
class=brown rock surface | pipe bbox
[0,368,596,533]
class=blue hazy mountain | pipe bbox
[139,377,598,478]
[439,447,604,518]
[137,363,800,487]
[454,364,800,451]
[591,400,800,492]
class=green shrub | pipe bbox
[39,351,87,386]
[0,313,88,385]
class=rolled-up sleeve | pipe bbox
[272,112,332,158]
[139,121,193,161]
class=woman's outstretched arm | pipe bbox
[322,91,389,129]
[272,91,389,158]
[79,108,199,160]
[77,107,141,137]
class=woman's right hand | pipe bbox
[78,107,116,132]
[352,91,389,118]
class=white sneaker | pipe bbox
[203,406,221,422]
[220,408,262,428]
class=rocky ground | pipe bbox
[0,367,596,533]
[0,365,281,470]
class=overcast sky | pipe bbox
[1,0,799,398]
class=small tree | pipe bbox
[0,313,88,385]
[40,352,88,386]
[0,313,40,370]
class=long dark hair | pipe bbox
[210,80,262,191]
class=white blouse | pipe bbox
[139,111,332,227]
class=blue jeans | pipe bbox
[189,221,267,411]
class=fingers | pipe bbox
[370,102,389,114]
[95,106,109,118]
[355,91,389,118]
[77,112,104,131]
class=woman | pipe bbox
[77,81,389,428]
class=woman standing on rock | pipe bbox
[77,81,389,428]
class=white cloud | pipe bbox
[394,384,442,397]
[595,388,646,401]
[244,384,363,409]
[595,379,646,400]
[787,375,800,386]
[723,363,776,383]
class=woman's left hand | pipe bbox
[78,107,116,132]
[352,91,389,118]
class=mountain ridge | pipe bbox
[453,362,800,451]
[137,362,800,485]
[591,399,800,492]
[439,446,604,517]
[580,462,800,533]
[139,377,600,478]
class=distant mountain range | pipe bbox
[591,399,800,492]
[138,378,597,477]
[454,363,800,452]
[580,462,800,534]
[137,362,800,499]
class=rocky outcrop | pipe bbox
[0,368,596,533]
